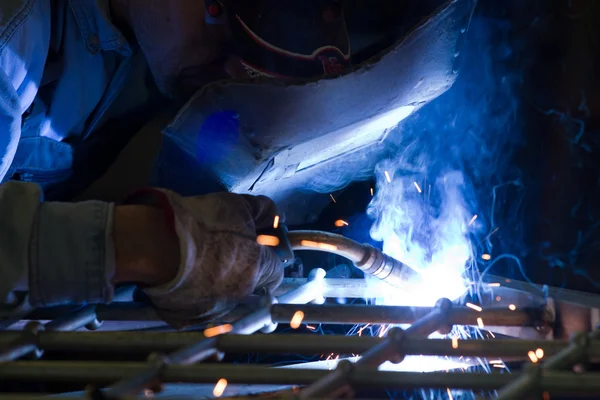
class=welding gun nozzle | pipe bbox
[354,245,418,288]
[287,231,418,288]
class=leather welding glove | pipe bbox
[126,189,284,328]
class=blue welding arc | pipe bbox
[196,111,240,164]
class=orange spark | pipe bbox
[204,324,233,338]
[213,378,228,397]
[256,234,280,247]
[528,351,539,363]
[299,240,338,251]
[466,303,482,312]
[290,311,305,329]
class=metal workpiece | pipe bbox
[2,332,596,361]
[102,278,326,398]
[288,231,419,288]
[24,302,549,329]
[0,303,104,363]
[0,321,44,363]
[277,268,326,305]
[359,298,453,367]
[4,368,600,398]
[267,303,546,327]
[496,329,600,400]
[0,288,140,363]
[44,304,101,332]
[298,298,453,398]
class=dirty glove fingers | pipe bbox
[240,194,283,231]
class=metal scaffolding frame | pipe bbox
[2,270,600,399]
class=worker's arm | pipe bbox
[0,181,179,306]
[0,182,282,327]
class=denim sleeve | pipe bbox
[0,0,51,181]
[0,181,116,309]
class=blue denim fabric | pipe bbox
[0,0,134,192]
[0,0,133,318]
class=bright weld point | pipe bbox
[489,330,496,338]
[489,359,502,364]
[451,337,459,349]
[494,364,506,368]
[330,194,336,203]
[370,187,374,196]
[477,317,484,328]
[509,304,517,311]
[300,240,338,251]
[528,351,539,363]
[204,324,233,338]
[466,303,483,312]
[413,181,422,193]
[496,296,502,301]
[378,325,390,338]
[290,311,305,329]
[306,325,316,330]
[468,214,478,226]
[487,282,501,287]
[384,170,391,183]
[273,215,280,229]
[212,378,228,397]
[481,254,491,260]
[446,388,454,400]
[256,234,280,247]
[536,348,544,359]
[334,219,349,227]
[358,324,370,336]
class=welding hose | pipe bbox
[287,230,420,288]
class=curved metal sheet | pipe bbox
[159,0,477,223]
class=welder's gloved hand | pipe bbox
[128,189,284,328]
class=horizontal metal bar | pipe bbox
[496,329,600,399]
[2,362,600,396]
[0,332,587,361]
[268,303,544,327]
[486,274,600,309]
[24,303,548,327]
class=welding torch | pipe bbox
[257,226,418,288]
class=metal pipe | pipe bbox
[0,287,135,362]
[268,303,546,327]
[0,305,98,363]
[2,369,600,398]
[0,332,588,361]
[298,298,453,399]
[288,231,420,288]
[277,268,326,305]
[104,271,326,397]
[5,361,600,396]
[496,329,600,399]
[22,303,549,328]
